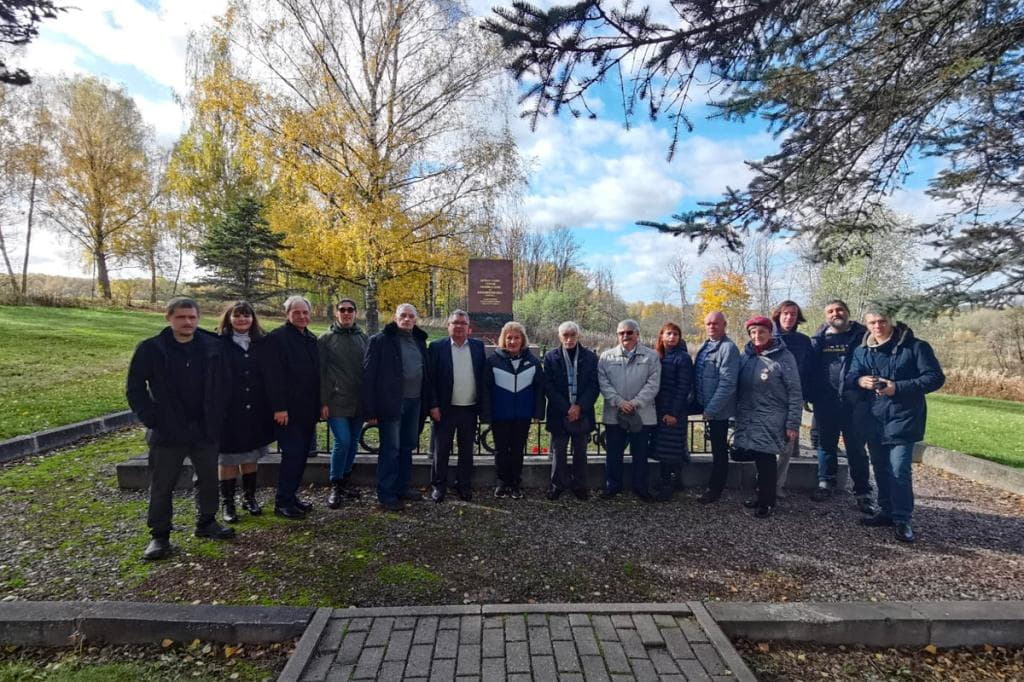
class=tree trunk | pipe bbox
[148,252,157,304]
[21,170,38,296]
[0,227,20,296]
[95,250,112,299]
[365,275,380,333]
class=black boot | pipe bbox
[220,479,239,523]
[195,515,236,539]
[328,480,343,509]
[241,472,262,516]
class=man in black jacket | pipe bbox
[126,297,235,561]
[427,310,486,502]
[265,295,321,520]
[809,299,873,512]
[363,303,430,511]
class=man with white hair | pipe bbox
[598,319,662,500]
[265,295,321,520]
[364,303,431,511]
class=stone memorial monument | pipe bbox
[467,258,513,343]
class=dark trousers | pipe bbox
[550,431,589,491]
[604,424,653,495]
[705,419,731,494]
[147,441,218,538]
[377,398,421,504]
[432,405,477,491]
[492,419,531,487]
[751,450,777,507]
[275,423,316,508]
[816,401,872,496]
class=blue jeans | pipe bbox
[328,416,363,481]
[867,439,914,523]
[604,424,653,495]
[377,398,420,504]
[816,401,872,496]
[275,423,316,508]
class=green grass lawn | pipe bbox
[0,306,170,440]
[925,393,1024,468]
[0,304,446,441]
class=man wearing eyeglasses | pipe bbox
[693,311,740,504]
[598,319,662,500]
[426,310,486,502]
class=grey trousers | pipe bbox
[147,441,219,538]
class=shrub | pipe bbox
[939,368,1024,402]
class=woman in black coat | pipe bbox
[543,321,599,500]
[651,323,693,501]
[215,301,275,522]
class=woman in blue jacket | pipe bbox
[483,321,545,499]
[651,323,693,501]
[846,307,944,543]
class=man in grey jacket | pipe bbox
[598,319,662,500]
[693,311,740,503]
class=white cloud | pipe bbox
[590,229,704,302]
[133,94,186,144]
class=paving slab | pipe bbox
[292,605,754,681]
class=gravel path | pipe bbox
[0,429,1021,606]
[735,639,1024,681]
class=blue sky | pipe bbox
[17,0,946,303]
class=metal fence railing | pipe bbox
[304,416,714,458]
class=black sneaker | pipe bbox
[753,505,773,519]
[855,496,876,515]
[494,486,509,498]
[195,520,236,540]
[142,537,173,561]
[294,498,314,513]
[860,513,894,527]
[894,522,915,543]
[274,505,306,520]
[509,487,525,499]
[742,498,759,509]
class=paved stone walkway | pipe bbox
[287,604,755,681]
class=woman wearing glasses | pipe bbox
[318,299,369,508]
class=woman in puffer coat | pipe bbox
[733,316,803,518]
[651,323,693,501]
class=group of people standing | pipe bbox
[126,294,944,560]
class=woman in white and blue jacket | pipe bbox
[482,321,545,499]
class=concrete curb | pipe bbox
[917,444,1024,496]
[689,601,757,682]
[708,600,1024,647]
[0,601,313,647]
[0,410,138,464]
[277,606,331,682]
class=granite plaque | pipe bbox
[468,258,513,340]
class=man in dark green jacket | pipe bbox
[319,298,369,508]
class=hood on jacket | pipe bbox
[862,321,914,352]
[382,321,428,342]
[328,322,364,335]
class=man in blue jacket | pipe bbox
[364,303,431,511]
[771,300,813,498]
[693,311,740,503]
[846,305,945,543]
[809,299,873,512]
[427,310,486,503]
